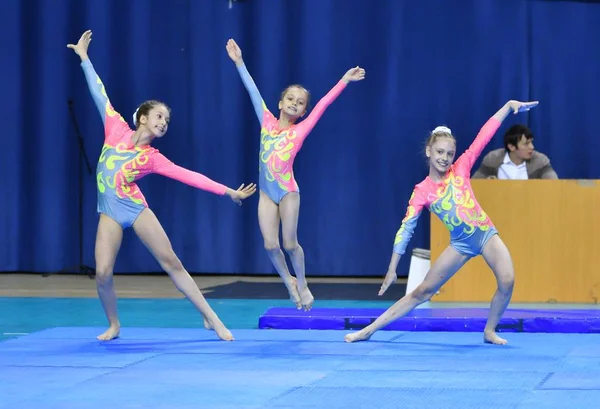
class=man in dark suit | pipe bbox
[473,124,558,180]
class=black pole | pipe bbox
[44,99,95,279]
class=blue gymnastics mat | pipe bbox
[1,327,600,408]
[258,307,600,333]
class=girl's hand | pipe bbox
[226,39,244,65]
[378,270,398,296]
[342,66,366,83]
[507,100,539,114]
[226,183,257,205]
[67,30,92,61]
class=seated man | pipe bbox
[473,124,558,179]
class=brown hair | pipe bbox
[133,100,171,128]
[280,85,311,109]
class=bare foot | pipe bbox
[213,323,234,341]
[203,317,234,341]
[297,282,314,311]
[283,276,302,309]
[484,331,508,345]
[344,329,372,343]
[97,324,120,341]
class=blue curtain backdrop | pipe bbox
[1,0,599,276]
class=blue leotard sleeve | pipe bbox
[393,189,427,255]
[81,59,110,125]
[236,63,266,124]
[80,59,131,143]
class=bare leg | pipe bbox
[132,209,233,341]
[345,246,470,343]
[481,234,515,345]
[94,214,124,341]
[280,192,313,311]
[258,190,301,309]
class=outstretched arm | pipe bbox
[295,66,366,137]
[226,39,265,123]
[68,30,129,143]
[152,153,256,205]
[379,190,426,296]
[458,100,539,172]
[68,30,109,124]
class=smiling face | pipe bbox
[425,127,457,176]
[427,136,456,173]
[134,100,171,138]
[141,105,170,138]
[278,85,310,120]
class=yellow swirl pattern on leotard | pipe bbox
[392,169,493,255]
[394,192,418,247]
[97,143,150,206]
[97,77,125,123]
[259,124,299,190]
[391,117,503,255]
[429,172,491,235]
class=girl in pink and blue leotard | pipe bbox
[345,100,539,346]
[68,30,256,342]
[226,39,366,311]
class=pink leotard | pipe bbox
[393,118,502,257]
[81,59,228,228]
[236,63,347,204]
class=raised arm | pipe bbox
[81,60,108,120]
[379,189,427,296]
[68,30,129,143]
[295,66,366,137]
[226,39,265,123]
[457,100,539,173]
[67,30,108,124]
[152,153,257,204]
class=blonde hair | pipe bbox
[423,125,456,160]
[426,125,456,147]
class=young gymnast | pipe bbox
[68,30,256,341]
[344,99,539,345]
[226,38,365,311]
